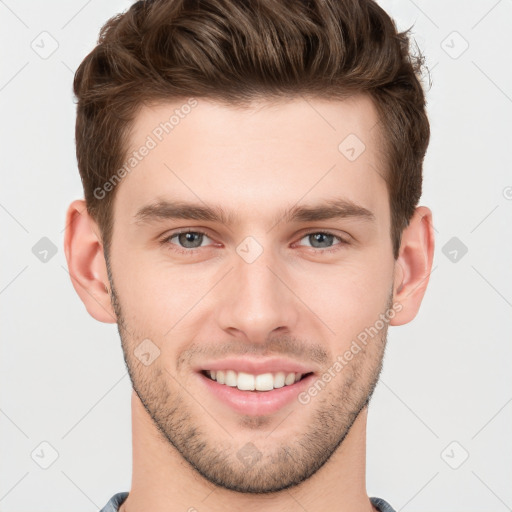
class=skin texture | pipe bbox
[64,95,435,512]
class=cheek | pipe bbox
[111,234,394,345]
[295,255,394,340]
[110,245,219,336]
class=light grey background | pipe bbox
[1,1,511,511]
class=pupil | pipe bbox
[311,233,333,248]
[179,232,202,248]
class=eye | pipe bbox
[159,229,349,256]
[296,231,348,252]
[161,230,214,254]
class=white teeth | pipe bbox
[284,372,296,386]
[273,371,285,388]
[205,370,306,391]
[237,372,255,390]
[225,370,237,387]
[255,373,274,391]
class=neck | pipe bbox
[122,391,377,512]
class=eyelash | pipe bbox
[159,229,349,256]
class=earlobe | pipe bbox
[390,206,435,326]
[64,199,117,324]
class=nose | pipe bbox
[215,246,300,344]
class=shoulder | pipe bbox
[99,491,129,512]
[370,496,397,512]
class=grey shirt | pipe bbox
[99,492,397,511]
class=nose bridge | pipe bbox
[216,240,299,341]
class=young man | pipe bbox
[64,0,434,510]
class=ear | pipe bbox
[63,199,117,324]
[390,206,435,326]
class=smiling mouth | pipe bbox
[200,369,314,392]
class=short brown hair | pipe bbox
[73,0,430,259]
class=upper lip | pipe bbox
[196,357,317,375]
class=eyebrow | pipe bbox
[133,197,375,227]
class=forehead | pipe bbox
[114,95,389,226]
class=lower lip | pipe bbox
[198,371,315,416]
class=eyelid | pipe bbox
[159,228,350,254]
[160,228,216,249]
[293,230,350,252]
[296,228,350,243]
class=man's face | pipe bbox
[106,95,397,493]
